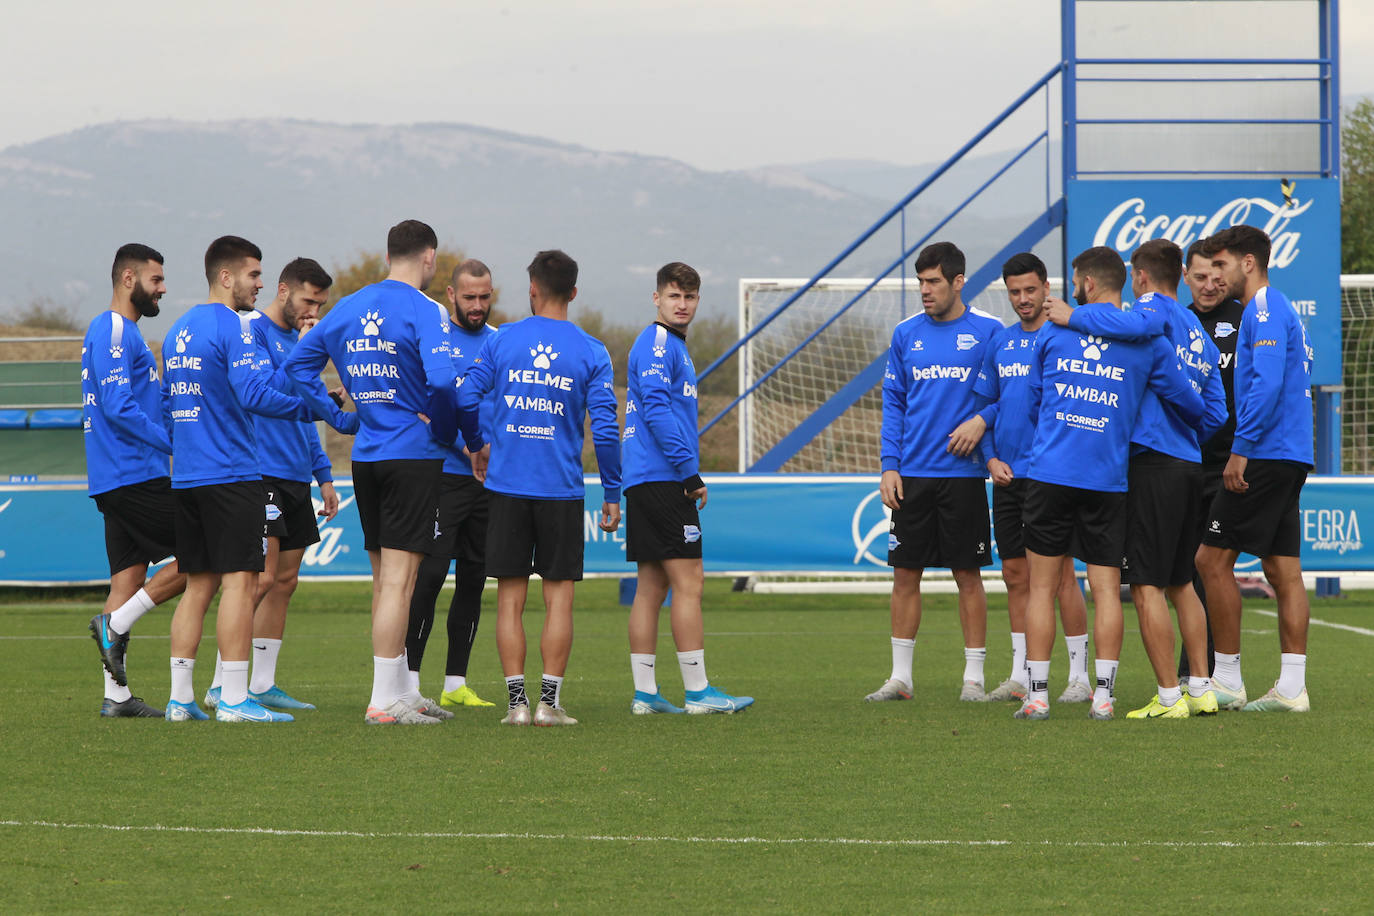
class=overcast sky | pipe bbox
[3,0,1371,172]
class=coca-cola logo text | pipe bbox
[1092,195,1314,269]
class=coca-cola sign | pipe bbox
[1091,195,1314,269]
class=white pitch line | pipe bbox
[1251,609,1374,637]
[1,820,1371,849]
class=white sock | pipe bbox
[1277,652,1307,698]
[370,655,403,709]
[221,660,249,707]
[540,673,564,708]
[1213,651,1243,689]
[1009,632,1028,686]
[631,653,658,694]
[109,588,156,635]
[962,647,987,687]
[170,657,196,704]
[104,669,131,703]
[890,637,915,689]
[407,669,421,692]
[395,654,423,705]
[1065,634,1089,683]
[1094,659,1119,704]
[250,637,282,695]
[1027,659,1050,705]
[210,651,224,690]
[1187,676,1212,697]
[678,649,707,692]
[1157,683,1183,707]
[443,675,467,694]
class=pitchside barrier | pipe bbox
[1,475,1369,586]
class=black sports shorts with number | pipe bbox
[625,481,703,563]
[427,472,489,567]
[484,492,585,581]
[1122,450,1203,588]
[263,477,321,552]
[887,476,991,570]
[1022,479,1126,569]
[991,478,1030,561]
[1201,458,1308,557]
[352,459,442,554]
[93,476,177,575]
[173,480,267,574]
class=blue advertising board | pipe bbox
[1065,178,1341,386]
[2,475,1372,584]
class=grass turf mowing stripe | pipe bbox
[5,820,1374,849]
[1251,608,1374,637]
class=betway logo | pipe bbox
[912,365,971,382]
[1056,358,1125,381]
[507,368,573,390]
[998,363,1030,378]
[1092,195,1314,269]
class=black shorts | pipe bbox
[1201,458,1308,557]
[625,481,703,563]
[484,493,584,581]
[1023,479,1126,569]
[887,476,991,570]
[93,477,177,575]
[173,480,267,575]
[352,459,443,554]
[991,478,1029,560]
[263,477,321,552]
[427,473,489,568]
[1123,451,1203,588]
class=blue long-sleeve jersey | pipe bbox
[163,303,311,488]
[456,315,622,502]
[972,322,1042,477]
[283,279,458,462]
[1232,286,1314,466]
[1025,302,1206,493]
[81,311,171,496]
[881,307,1004,477]
[445,322,499,476]
[248,312,337,485]
[1066,292,1227,461]
[623,322,700,489]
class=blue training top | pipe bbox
[972,321,1042,478]
[444,321,499,477]
[1233,286,1314,466]
[81,311,171,496]
[248,311,340,485]
[622,322,702,490]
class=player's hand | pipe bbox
[946,415,986,456]
[416,412,430,425]
[318,481,340,520]
[599,500,621,532]
[298,317,319,336]
[467,443,491,483]
[328,386,346,409]
[686,484,708,510]
[1223,453,1249,493]
[1044,297,1073,327]
[988,457,1014,487]
[880,469,903,510]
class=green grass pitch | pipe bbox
[2,579,1373,912]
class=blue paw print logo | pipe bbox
[1079,335,1108,360]
[530,342,558,369]
[109,342,123,359]
[175,329,193,353]
[1188,326,1206,354]
[361,311,384,336]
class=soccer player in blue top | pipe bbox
[284,220,461,725]
[1194,225,1315,712]
[204,257,346,713]
[405,259,500,709]
[961,253,1091,705]
[455,249,622,726]
[1015,246,1205,721]
[1046,239,1227,719]
[622,262,752,715]
[866,242,1003,705]
[83,243,187,718]
[163,236,344,724]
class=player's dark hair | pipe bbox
[1001,252,1047,284]
[111,243,163,289]
[1130,238,1183,291]
[278,257,332,290]
[204,235,263,285]
[386,220,439,260]
[451,259,491,286]
[656,262,700,294]
[1185,239,1210,267]
[914,242,965,283]
[1201,225,1271,273]
[527,249,578,300]
[1071,246,1127,293]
